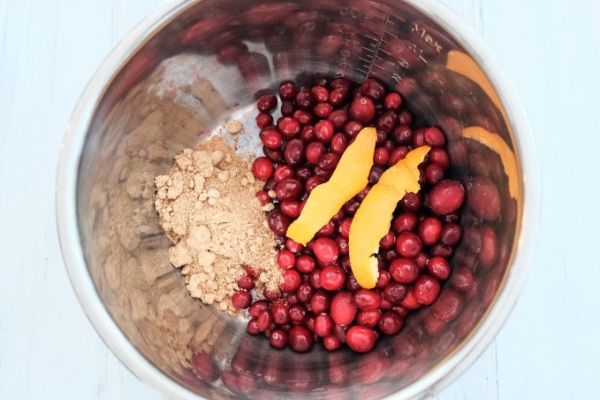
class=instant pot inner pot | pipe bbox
[76,0,521,398]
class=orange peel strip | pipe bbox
[286,127,377,246]
[349,146,431,289]
[462,126,520,200]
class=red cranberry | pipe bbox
[423,127,446,146]
[318,152,340,171]
[417,217,443,245]
[323,334,341,351]
[252,156,273,180]
[277,249,296,269]
[283,138,306,166]
[267,209,291,236]
[288,326,314,352]
[296,282,314,303]
[273,164,294,182]
[327,109,349,130]
[275,177,303,201]
[400,192,422,213]
[312,237,339,263]
[330,291,357,325]
[255,112,273,129]
[257,309,273,332]
[383,282,408,305]
[314,102,333,118]
[271,301,291,325]
[314,119,335,143]
[256,93,277,112]
[451,266,475,292]
[231,290,252,309]
[281,200,301,218]
[290,304,307,322]
[282,269,302,293]
[310,290,330,314]
[429,147,450,169]
[427,179,465,215]
[354,289,382,311]
[392,212,418,234]
[379,230,396,249]
[237,275,255,290]
[440,222,462,246]
[306,141,326,164]
[320,264,346,291]
[295,86,315,110]
[314,313,334,337]
[479,225,498,268]
[295,254,316,273]
[279,81,297,100]
[395,231,422,258]
[427,256,451,280]
[349,96,376,124]
[466,176,501,221]
[269,329,288,349]
[389,258,420,284]
[384,92,403,110]
[376,270,392,289]
[260,127,283,149]
[191,353,220,382]
[345,326,377,353]
[431,289,464,322]
[329,86,350,106]
[278,116,301,138]
[414,275,441,305]
[356,309,381,328]
[378,311,404,335]
[330,132,349,155]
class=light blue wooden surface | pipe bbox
[1,0,599,398]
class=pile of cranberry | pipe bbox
[230,76,466,353]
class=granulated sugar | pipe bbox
[155,135,282,315]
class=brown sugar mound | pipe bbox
[155,135,282,315]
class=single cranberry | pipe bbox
[295,254,316,274]
[479,225,498,268]
[267,209,291,236]
[323,334,341,350]
[237,275,255,290]
[312,237,339,263]
[378,311,404,335]
[252,156,273,180]
[273,164,294,182]
[314,119,335,143]
[440,222,462,246]
[288,326,314,352]
[271,301,291,325]
[427,179,465,215]
[257,309,273,331]
[384,92,403,110]
[379,230,396,249]
[282,269,302,293]
[389,258,420,284]
[425,163,445,185]
[314,102,333,118]
[330,291,357,325]
[278,116,301,138]
[281,200,301,218]
[344,120,363,138]
[417,217,443,246]
[279,81,297,100]
[423,127,446,146]
[349,96,376,124]
[305,141,326,164]
[353,289,382,311]
[318,152,340,171]
[295,86,315,110]
[329,86,350,106]
[314,313,334,337]
[319,265,346,291]
[431,289,464,322]
[345,326,377,353]
[260,127,283,149]
[414,275,441,305]
[191,353,220,382]
[376,270,392,289]
[451,266,475,292]
[293,109,313,125]
[255,112,273,129]
[400,192,422,213]
[310,290,331,314]
[277,248,296,269]
[255,190,270,206]
[296,282,314,303]
[246,318,260,335]
[429,147,450,169]
[275,177,303,201]
[389,145,410,164]
[392,212,418,234]
[330,132,349,155]
[257,93,277,112]
[309,268,322,290]
[327,109,350,130]
[231,290,252,309]
[466,176,501,221]
[269,329,288,349]
[383,282,408,305]
[427,256,451,280]
[375,110,398,133]
[289,304,307,322]
[395,231,423,258]
[399,287,420,310]
[315,220,336,237]
[356,309,381,328]
[283,138,306,166]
